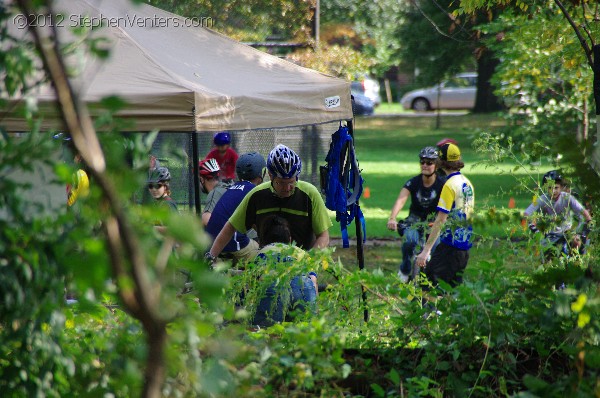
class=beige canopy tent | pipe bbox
[1,0,353,132]
[2,0,355,214]
[3,1,365,317]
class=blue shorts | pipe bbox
[252,275,317,327]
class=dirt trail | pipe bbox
[330,237,398,247]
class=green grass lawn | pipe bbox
[374,102,406,115]
[328,113,539,240]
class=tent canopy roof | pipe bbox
[2,0,353,132]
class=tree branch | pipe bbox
[15,1,168,396]
[554,0,593,69]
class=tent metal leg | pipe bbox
[347,119,369,322]
[191,131,201,215]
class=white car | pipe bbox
[400,72,477,111]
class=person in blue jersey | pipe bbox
[415,143,475,287]
[205,144,332,263]
[205,152,267,262]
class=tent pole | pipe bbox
[191,108,201,215]
[347,119,369,323]
[192,132,201,214]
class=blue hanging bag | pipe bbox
[320,125,366,248]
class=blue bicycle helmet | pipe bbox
[267,144,302,179]
[213,132,231,146]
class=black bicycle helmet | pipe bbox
[419,146,439,160]
[267,144,302,179]
[542,170,562,186]
[147,166,171,183]
[236,152,266,181]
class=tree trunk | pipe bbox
[143,325,168,398]
[593,45,600,172]
[473,51,503,113]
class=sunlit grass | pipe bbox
[328,113,544,239]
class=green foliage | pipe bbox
[144,0,314,43]
[394,0,478,84]
[285,44,373,79]
[3,125,600,397]
[476,1,600,197]
[4,1,600,397]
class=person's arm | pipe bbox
[415,211,448,268]
[203,189,223,226]
[201,211,211,227]
[308,273,318,296]
[208,221,236,257]
[306,181,332,249]
[570,196,593,223]
[582,208,592,223]
[523,202,537,218]
[312,229,329,249]
[387,187,410,231]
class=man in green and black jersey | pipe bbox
[206,144,331,261]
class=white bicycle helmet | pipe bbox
[419,146,439,160]
[199,158,220,179]
[148,166,171,183]
[267,144,302,179]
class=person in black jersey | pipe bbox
[387,146,445,283]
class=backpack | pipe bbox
[320,124,366,248]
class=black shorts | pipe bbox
[425,242,469,288]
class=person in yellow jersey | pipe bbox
[416,143,475,288]
[54,133,90,208]
[67,153,90,207]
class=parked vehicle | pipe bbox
[351,90,375,116]
[400,72,477,111]
[351,75,381,107]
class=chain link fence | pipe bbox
[147,122,340,212]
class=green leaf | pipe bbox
[388,367,400,385]
[370,383,385,397]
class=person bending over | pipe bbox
[251,215,318,327]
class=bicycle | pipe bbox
[397,218,433,284]
[528,223,590,263]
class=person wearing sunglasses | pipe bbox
[387,146,446,283]
[147,166,177,212]
[416,143,475,289]
[205,152,267,262]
